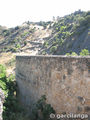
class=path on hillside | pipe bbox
[20,26,52,55]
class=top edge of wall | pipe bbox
[16,55,90,59]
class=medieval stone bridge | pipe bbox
[16,55,90,114]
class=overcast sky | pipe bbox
[0,0,90,28]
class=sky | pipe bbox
[0,0,90,28]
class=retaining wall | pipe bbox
[16,55,90,114]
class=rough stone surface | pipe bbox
[16,55,90,115]
[0,89,5,120]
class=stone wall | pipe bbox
[16,55,90,115]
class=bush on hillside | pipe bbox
[50,46,57,53]
[30,95,55,120]
[66,52,78,56]
[80,49,90,56]
[66,49,90,56]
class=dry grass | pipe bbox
[0,52,15,75]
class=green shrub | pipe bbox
[58,38,64,46]
[60,26,66,32]
[71,52,78,56]
[66,49,90,56]
[24,41,27,46]
[15,26,19,30]
[11,47,17,52]
[3,30,10,37]
[31,95,55,120]
[0,64,25,120]
[12,39,18,44]
[16,44,21,48]
[21,31,29,37]
[0,65,7,94]
[80,49,90,56]
[42,51,46,55]
[66,52,78,56]
[50,46,57,53]
[44,41,49,48]
[66,53,70,56]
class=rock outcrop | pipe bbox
[0,89,5,120]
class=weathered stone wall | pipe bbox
[16,55,90,114]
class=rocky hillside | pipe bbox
[0,10,90,55]
[40,10,90,55]
[0,22,52,54]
